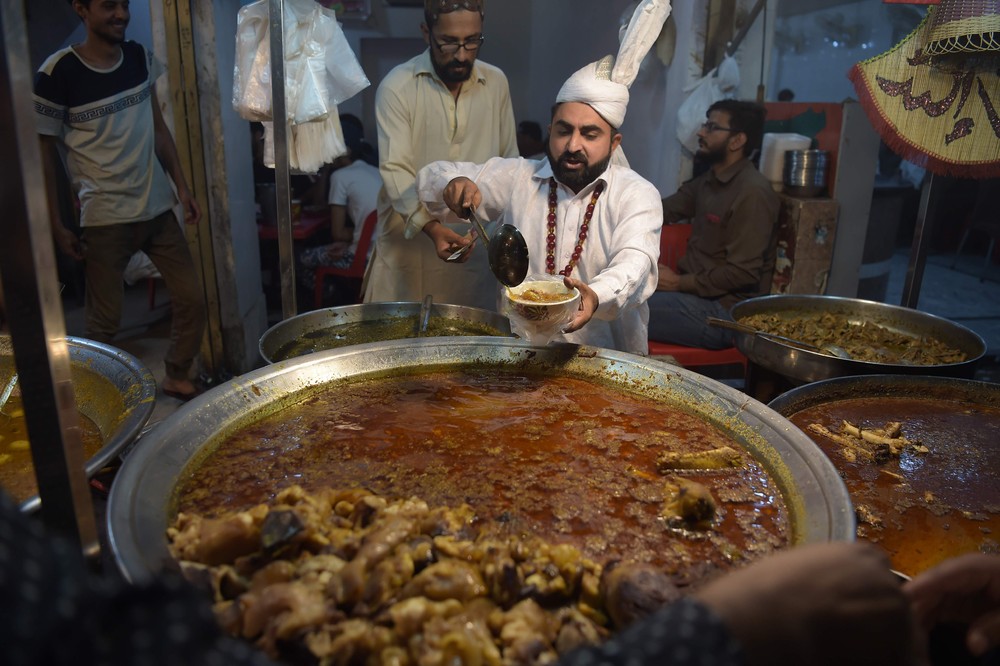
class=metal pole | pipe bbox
[269,0,297,319]
[0,0,98,555]
[901,173,936,308]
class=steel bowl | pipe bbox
[107,338,853,583]
[730,294,986,385]
[0,335,156,512]
[258,301,513,363]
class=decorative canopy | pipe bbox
[849,1,1000,178]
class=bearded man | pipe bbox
[416,55,664,356]
[647,99,780,349]
[362,0,518,311]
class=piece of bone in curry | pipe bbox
[661,477,718,526]
[599,561,681,630]
[656,445,742,471]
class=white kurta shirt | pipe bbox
[417,157,662,355]
[363,51,518,310]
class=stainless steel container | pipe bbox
[107,338,853,582]
[730,294,986,385]
[0,335,156,512]
[783,149,829,197]
[258,301,513,363]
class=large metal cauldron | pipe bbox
[730,294,986,385]
[107,338,853,582]
[258,302,512,363]
[0,335,156,512]
[769,374,1000,575]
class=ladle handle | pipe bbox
[467,208,491,243]
[706,317,758,335]
[417,295,433,334]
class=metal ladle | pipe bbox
[448,208,529,288]
[0,372,18,421]
[707,317,852,359]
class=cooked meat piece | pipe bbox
[495,598,560,666]
[388,597,465,639]
[855,503,883,528]
[359,548,416,611]
[661,477,718,527]
[260,509,304,553]
[401,560,488,602]
[554,607,607,654]
[409,610,502,666]
[240,581,330,654]
[656,445,742,471]
[481,545,523,609]
[303,619,396,664]
[599,561,680,629]
[168,505,269,566]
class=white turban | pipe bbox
[556,0,672,129]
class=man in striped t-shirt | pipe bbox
[34,0,206,402]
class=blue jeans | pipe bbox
[647,291,736,349]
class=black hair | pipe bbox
[777,88,795,102]
[707,99,766,158]
[423,0,484,28]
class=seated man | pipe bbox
[297,119,382,296]
[647,100,780,349]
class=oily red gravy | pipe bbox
[175,369,790,574]
[789,396,1000,575]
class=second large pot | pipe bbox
[730,294,986,385]
[258,301,513,363]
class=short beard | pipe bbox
[432,57,473,85]
[696,143,727,165]
[547,147,612,192]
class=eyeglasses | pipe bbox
[701,121,737,133]
[431,32,485,55]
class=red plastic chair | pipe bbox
[313,210,378,308]
[649,223,746,370]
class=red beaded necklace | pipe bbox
[545,177,605,277]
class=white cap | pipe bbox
[555,0,672,128]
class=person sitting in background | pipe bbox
[516,119,546,159]
[297,117,382,297]
[646,99,779,349]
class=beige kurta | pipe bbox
[363,51,518,310]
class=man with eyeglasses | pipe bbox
[647,99,780,349]
[363,0,518,311]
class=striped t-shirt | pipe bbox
[34,41,176,227]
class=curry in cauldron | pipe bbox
[789,397,1000,576]
[0,396,104,503]
[168,369,791,664]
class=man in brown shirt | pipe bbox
[647,100,779,349]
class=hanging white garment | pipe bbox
[675,54,740,155]
[233,0,369,170]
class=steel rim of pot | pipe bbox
[258,301,514,364]
[0,335,157,513]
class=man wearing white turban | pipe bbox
[415,0,671,355]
